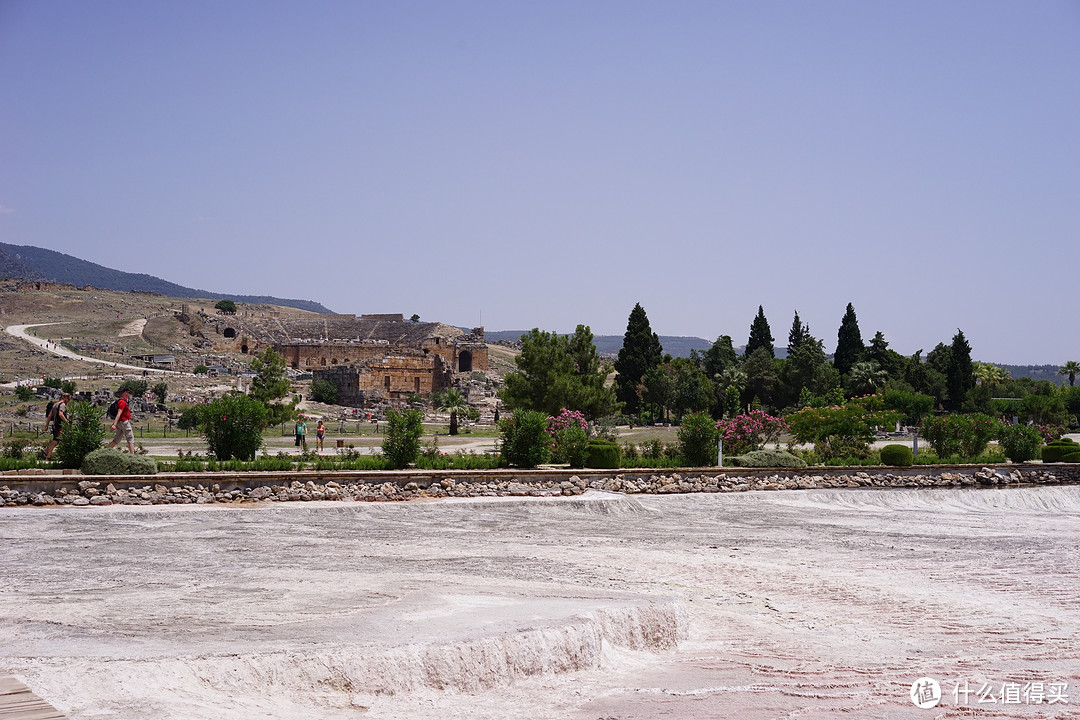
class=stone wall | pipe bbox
[2,465,1078,507]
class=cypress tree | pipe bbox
[787,311,809,354]
[833,303,864,376]
[945,329,975,412]
[614,303,663,416]
[745,305,774,359]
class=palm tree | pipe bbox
[436,388,468,435]
[974,362,1009,386]
[1060,360,1080,387]
[846,361,887,396]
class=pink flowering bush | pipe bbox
[715,410,787,457]
[547,408,589,467]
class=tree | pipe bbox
[670,358,713,420]
[199,392,267,461]
[436,388,468,435]
[864,331,904,380]
[118,379,149,398]
[613,304,663,416]
[973,362,1009,387]
[54,400,107,469]
[152,382,168,405]
[742,347,779,411]
[945,329,974,413]
[499,409,550,468]
[501,326,617,419]
[678,411,719,466]
[640,364,674,421]
[745,306,774,359]
[214,299,237,314]
[787,311,809,354]
[310,378,339,405]
[845,361,887,397]
[410,313,420,323]
[249,348,290,404]
[1059,360,1080,387]
[833,303,864,376]
[382,409,424,468]
[701,335,737,381]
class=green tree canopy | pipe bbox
[214,299,237,314]
[501,326,617,420]
[701,335,738,381]
[746,305,775,359]
[613,303,663,416]
[249,348,290,404]
[833,303,864,376]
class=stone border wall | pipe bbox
[2,465,1079,507]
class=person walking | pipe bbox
[315,419,325,453]
[43,392,70,460]
[108,388,136,454]
[294,415,307,452]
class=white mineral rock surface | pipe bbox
[2,487,1078,719]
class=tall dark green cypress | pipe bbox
[833,303,864,376]
[945,329,974,412]
[745,305,774,359]
[614,303,663,416]
[787,311,808,354]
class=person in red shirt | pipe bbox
[108,389,135,454]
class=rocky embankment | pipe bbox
[2,466,1077,507]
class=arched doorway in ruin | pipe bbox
[458,350,473,372]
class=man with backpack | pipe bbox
[43,392,70,460]
[107,388,136,454]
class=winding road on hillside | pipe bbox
[3,322,179,385]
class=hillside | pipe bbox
[0,243,332,314]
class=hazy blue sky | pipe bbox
[2,1,1077,364]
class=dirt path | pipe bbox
[2,322,179,385]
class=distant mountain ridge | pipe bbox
[482,329,716,359]
[0,243,332,314]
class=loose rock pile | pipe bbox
[0,467,1073,508]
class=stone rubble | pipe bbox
[0,467,1075,507]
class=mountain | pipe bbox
[481,329,714,359]
[0,243,332,314]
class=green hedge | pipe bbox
[1062,452,1080,464]
[879,444,913,467]
[584,440,621,469]
[1042,439,1080,463]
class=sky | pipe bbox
[1,1,1078,365]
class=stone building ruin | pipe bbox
[180,310,487,407]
